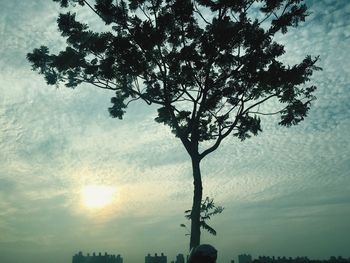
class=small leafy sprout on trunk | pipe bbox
[182,197,224,236]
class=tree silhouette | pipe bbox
[27,0,320,249]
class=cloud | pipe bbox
[0,0,350,262]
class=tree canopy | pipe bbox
[27,0,320,249]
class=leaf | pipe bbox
[200,221,217,236]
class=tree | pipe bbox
[27,0,321,250]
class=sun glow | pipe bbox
[82,185,116,209]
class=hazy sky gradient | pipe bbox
[0,1,349,263]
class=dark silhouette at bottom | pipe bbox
[188,244,217,263]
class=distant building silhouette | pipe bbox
[72,251,123,263]
[251,255,350,263]
[145,253,167,263]
[239,254,252,263]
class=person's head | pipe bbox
[188,244,217,263]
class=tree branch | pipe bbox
[194,3,211,25]
[200,98,244,159]
[83,0,104,20]
[242,94,278,115]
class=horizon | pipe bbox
[71,250,350,263]
[0,1,349,263]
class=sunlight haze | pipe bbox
[82,185,117,209]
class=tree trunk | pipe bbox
[189,155,202,250]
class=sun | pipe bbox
[81,185,116,209]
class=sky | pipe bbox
[0,0,349,263]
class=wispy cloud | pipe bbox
[0,0,350,262]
